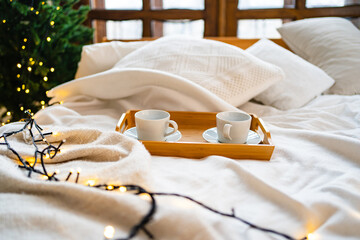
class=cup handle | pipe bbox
[165,120,178,137]
[223,124,232,140]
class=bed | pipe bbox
[1,17,360,240]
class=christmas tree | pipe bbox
[0,0,93,122]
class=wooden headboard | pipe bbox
[103,37,289,50]
[79,0,360,43]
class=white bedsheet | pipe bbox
[1,53,360,240]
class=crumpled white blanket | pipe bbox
[0,38,360,240]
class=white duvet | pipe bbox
[0,39,359,240]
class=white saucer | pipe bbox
[202,127,261,144]
[124,127,182,142]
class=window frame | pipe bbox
[78,0,360,42]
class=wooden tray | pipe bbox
[116,110,274,160]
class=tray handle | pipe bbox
[250,114,272,145]
[116,112,128,133]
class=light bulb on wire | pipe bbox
[104,226,115,239]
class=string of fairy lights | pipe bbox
[0,112,312,240]
[1,0,61,125]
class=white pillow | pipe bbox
[277,17,360,95]
[246,39,335,110]
[75,41,148,79]
[114,36,284,106]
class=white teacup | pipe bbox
[216,111,251,144]
[135,110,178,141]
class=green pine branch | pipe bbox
[0,0,93,121]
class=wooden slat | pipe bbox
[142,0,151,37]
[236,8,300,19]
[235,6,360,20]
[224,0,238,36]
[204,0,218,36]
[88,9,204,21]
[218,0,227,36]
[296,0,306,10]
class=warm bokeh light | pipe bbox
[41,175,49,180]
[119,186,127,193]
[139,193,151,201]
[104,225,115,239]
[86,180,96,186]
[307,233,319,240]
